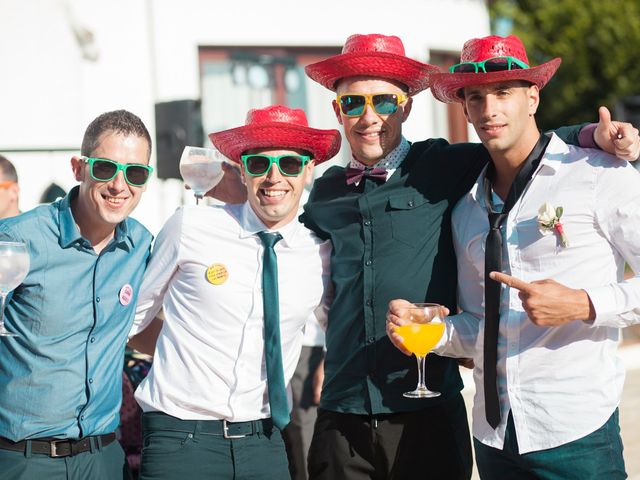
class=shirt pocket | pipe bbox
[388,193,446,247]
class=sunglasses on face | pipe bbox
[449,56,529,73]
[241,154,310,177]
[81,157,153,187]
[336,93,408,117]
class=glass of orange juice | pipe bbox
[395,303,446,398]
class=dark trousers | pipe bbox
[308,392,472,480]
[283,345,324,480]
[139,411,289,480]
[0,437,127,480]
[474,410,627,480]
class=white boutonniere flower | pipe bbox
[537,202,568,247]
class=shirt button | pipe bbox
[367,336,375,344]
[90,337,96,343]
[96,297,100,303]
[364,220,371,226]
[366,299,372,306]
[407,200,414,207]
[80,415,85,421]
[365,259,372,266]
[89,378,93,384]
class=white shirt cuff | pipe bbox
[583,285,617,326]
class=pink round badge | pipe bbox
[119,284,133,306]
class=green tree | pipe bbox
[489,0,640,129]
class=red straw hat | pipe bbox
[305,33,440,96]
[208,105,341,164]
[430,35,561,103]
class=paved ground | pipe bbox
[461,343,640,479]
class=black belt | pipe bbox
[142,412,275,439]
[0,432,116,458]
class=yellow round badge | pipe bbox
[206,263,229,285]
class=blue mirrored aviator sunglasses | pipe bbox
[81,157,153,187]
[449,55,529,73]
[241,154,310,177]
[336,93,408,117]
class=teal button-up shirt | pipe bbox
[0,187,152,440]
[303,139,487,415]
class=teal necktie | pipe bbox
[257,231,289,430]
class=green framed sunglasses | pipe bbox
[81,157,153,187]
[449,55,529,73]
[241,154,310,177]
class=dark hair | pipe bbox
[81,110,152,160]
[0,154,18,182]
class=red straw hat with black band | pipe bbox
[430,35,561,104]
[305,33,440,96]
[209,105,341,164]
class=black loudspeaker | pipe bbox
[616,96,640,129]
[155,100,204,179]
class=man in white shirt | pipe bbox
[128,105,338,480]
[388,35,640,479]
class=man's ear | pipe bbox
[332,100,344,126]
[304,160,316,186]
[400,96,413,123]
[238,162,247,185]
[528,84,540,116]
[9,183,19,202]
[462,102,471,123]
[70,156,84,182]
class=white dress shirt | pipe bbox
[129,202,332,422]
[437,134,640,453]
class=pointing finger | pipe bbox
[489,271,533,293]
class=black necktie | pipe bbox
[257,231,289,430]
[483,133,550,429]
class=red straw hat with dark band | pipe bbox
[208,105,341,164]
[305,33,440,96]
[430,35,561,103]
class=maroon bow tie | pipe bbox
[345,167,388,185]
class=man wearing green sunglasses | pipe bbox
[0,110,154,480]
[127,105,339,480]
[302,32,639,480]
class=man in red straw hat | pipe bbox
[388,34,640,479]
[127,105,338,479]
[302,32,639,479]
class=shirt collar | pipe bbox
[237,202,303,248]
[58,185,134,251]
[472,133,568,207]
[348,136,410,179]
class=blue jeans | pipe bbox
[474,410,626,480]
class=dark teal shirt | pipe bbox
[302,127,585,415]
[0,187,152,440]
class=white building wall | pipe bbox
[0,0,489,234]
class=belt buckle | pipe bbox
[222,420,246,439]
[49,439,68,458]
